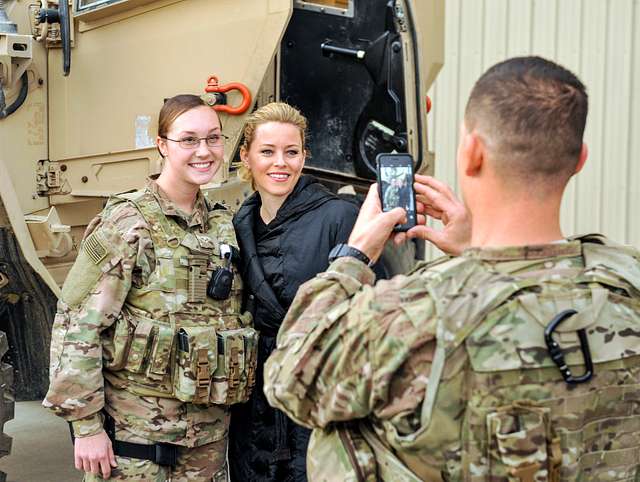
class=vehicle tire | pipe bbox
[0,331,14,482]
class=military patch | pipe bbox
[83,232,108,265]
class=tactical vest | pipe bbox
[310,235,640,481]
[100,190,258,406]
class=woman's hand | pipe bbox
[74,430,117,478]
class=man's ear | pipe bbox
[574,143,588,174]
[461,130,484,176]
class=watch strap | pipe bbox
[328,243,371,266]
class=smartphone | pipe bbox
[376,153,417,232]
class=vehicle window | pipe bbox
[76,0,119,13]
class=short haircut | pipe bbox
[465,56,588,186]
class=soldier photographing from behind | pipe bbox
[264,56,640,481]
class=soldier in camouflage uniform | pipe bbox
[382,171,401,210]
[43,95,257,481]
[264,57,640,481]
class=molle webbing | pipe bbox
[102,189,258,406]
[187,255,209,303]
[421,266,542,429]
[123,191,189,249]
[441,239,640,481]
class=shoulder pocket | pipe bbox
[61,249,108,307]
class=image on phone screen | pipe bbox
[379,165,415,214]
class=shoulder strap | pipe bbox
[573,233,640,294]
[421,237,640,427]
[567,232,608,245]
[116,189,146,202]
[126,190,188,249]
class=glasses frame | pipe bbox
[161,134,229,149]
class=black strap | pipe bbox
[111,439,178,467]
[103,412,179,467]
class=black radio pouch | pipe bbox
[208,267,233,300]
[207,244,234,300]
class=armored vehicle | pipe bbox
[0,0,443,472]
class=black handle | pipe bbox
[321,42,365,60]
[38,2,71,76]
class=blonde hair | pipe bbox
[238,102,308,187]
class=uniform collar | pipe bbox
[463,240,582,261]
[145,177,208,231]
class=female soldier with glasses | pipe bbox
[43,94,257,481]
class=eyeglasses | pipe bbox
[161,134,228,149]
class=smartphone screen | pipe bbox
[376,153,417,232]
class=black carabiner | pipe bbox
[544,309,594,385]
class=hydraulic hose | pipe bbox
[0,71,28,119]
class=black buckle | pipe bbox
[544,309,593,385]
[154,443,178,467]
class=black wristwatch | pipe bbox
[328,243,371,266]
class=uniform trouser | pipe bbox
[83,437,228,482]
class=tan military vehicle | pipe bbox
[0,0,443,472]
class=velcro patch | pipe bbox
[83,232,108,265]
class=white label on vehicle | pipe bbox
[135,115,154,149]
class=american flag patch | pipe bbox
[83,232,108,265]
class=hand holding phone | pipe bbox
[376,153,417,232]
[347,183,408,264]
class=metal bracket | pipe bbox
[24,206,72,258]
[0,32,32,87]
[293,0,354,18]
[36,160,66,195]
[31,0,74,47]
[393,1,408,32]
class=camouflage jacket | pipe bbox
[43,179,253,447]
[264,235,640,481]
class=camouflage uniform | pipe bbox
[43,179,257,481]
[264,235,640,481]
[382,184,400,210]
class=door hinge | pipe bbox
[394,2,408,32]
[36,159,66,195]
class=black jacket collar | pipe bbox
[233,175,340,322]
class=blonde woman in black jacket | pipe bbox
[228,103,359,482]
